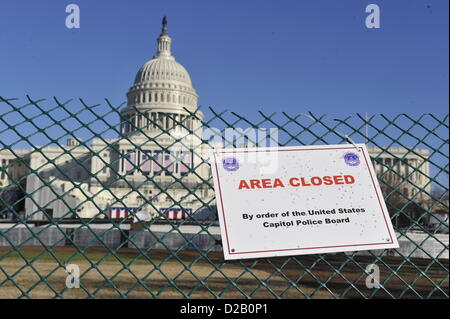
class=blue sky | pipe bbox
[0,0,448,115]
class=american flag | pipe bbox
[109,207,132,219]
[161,208,191,220]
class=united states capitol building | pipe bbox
[0,18,432,221]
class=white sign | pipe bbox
[210,144,399,260]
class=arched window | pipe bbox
[166,114,171,129]
[173,114,178,130]
[157,113,165,129]
[132,116,137,131]
[148,113,152,128]
[179,115,185,129]
[151,112,157,128]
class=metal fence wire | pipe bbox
[0,95,448,299]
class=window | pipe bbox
[144,113,149,128]
[151,113,157,128]
[166,115,171,129]
[158,113,165,129]
[180,115,185,128]
[120,150,125,172]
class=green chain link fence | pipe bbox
[0,95,448,298]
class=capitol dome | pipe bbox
[121,17,203,135]
[134,55,193,87]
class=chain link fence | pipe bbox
[0,95,448,298]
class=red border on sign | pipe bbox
[213,146,395,256]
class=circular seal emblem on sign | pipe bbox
[344,152,360,167]
[222,157,239,171]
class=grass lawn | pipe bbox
[0,246,448,299]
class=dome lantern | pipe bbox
[121,17,204,135]
[155,16,172,59]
